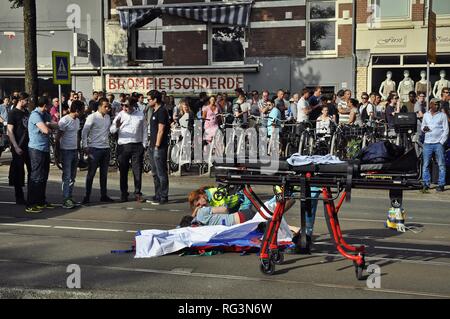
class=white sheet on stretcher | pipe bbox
[135,198,292,258]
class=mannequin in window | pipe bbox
[397,70,415,103]
[433,70,450,99]
[415,70,431,97]
[379,71,396,100]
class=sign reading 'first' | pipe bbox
[52,51,71,85]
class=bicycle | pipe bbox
[108,133,120,168]
[283,121,313,157]
[49,132,63,170]
[168,124,192,173]
[330,124,367,160]
[0,122,9,160]
[297,120,316,156]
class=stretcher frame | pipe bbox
[213,161,422,280]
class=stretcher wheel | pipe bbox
[353,258,366,281]
[260,260,275,275]
[271,251,284,265]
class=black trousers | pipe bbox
[118,143,144,197]
[9,147,31,200]
[85,148,110,198]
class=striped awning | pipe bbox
[117,1,254,29]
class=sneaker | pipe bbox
[44,202,58,209]
[36,202,57,210]
[436,186,445,192]
[146,196,160,204]
[100,196,115,203]
[25,206,43,214]
[421,186,430,194]
[135,195,145,203]
[152,199,168,205]
[62,199,76,209]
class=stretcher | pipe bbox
[212,149,422,280]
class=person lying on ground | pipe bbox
[188,186,252,214]
[181,192,300,234]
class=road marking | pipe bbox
[315,216,450,227]
[53,226,123,232]
[373,246,450,255]
[0,201,15,204]
[0,223,52,228]
[314,241,450,256]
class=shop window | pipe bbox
[403,55,427,65]
[372,55,401,65]
[430,0,450,15]
[134,18,163,62]
[211,26,245,63]
[307,1,336,55]
[372,0,411,20]
[436,55,450,64]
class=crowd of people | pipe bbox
[0,85,449,214]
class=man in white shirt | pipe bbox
[81,98,114,204]
[110,97,148,203]
[57,100,83,209]
[297,88,311,123]
[421,99,449,192]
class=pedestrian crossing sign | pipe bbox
[52,51,71,85]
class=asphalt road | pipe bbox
[0,162,449,299]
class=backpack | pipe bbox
[356,141,404,164]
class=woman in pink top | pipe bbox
[202,96,221,143]
[50,98,60,123]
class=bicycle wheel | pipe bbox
[285,142,297,158]
[168,143,180,172]
[143,149,152,173]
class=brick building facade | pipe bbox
[105,0,356,97]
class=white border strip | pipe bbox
[253,1,305,8]
[162,25,207,32]
[250,19,306,28]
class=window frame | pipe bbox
[132,18,164,64]
[306,0,338,57]
[208,24,247,66]
[427,0,450,17]
[370,0,412,22]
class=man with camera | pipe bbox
[421,98,449,193]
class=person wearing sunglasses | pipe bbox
[110,97,147,203]
[385,95,400,129]
[359,93,374,123]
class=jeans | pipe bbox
[61,149,78,200]
[423,143,446,187]
[149,146,169,201]
[306,187,321,237]
[118,143,144,197]
[85,148,110,198]
[27,148,50,206]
